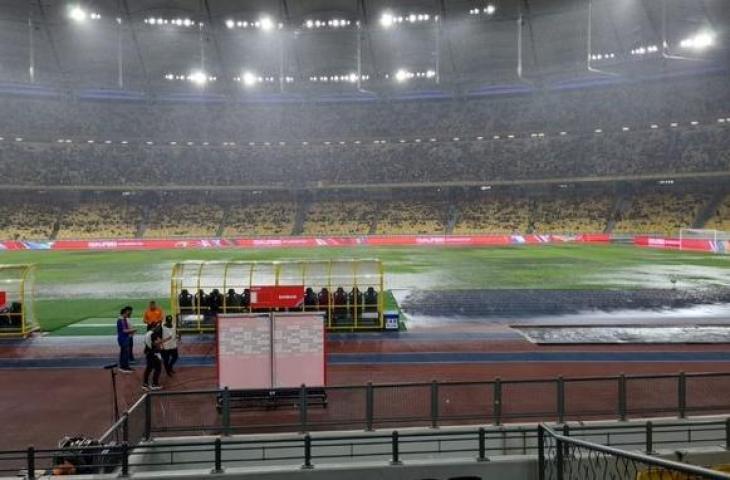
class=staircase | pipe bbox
[49,216,61,241]
[291,200,309,236]
[216,205,231,238]
[605,194,631,233]
[692,190,728,228]
[135,206,150,238]
[445,204,459,234]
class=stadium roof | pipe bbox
[0,0,727,94]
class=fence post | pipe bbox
[121,441,129,477]
[144,393,152,441]
[678,371,687,419]
[493,378,502,426]
[365,382,374,431]
[725,418,730,450]
[221,387,231,436]
[537,426,545,480]
[557,376,565,424]
[477,427,488,462]
[27,446,35,480]
[562,424,570,459]
[618,374,627,421]
[556,437,564,480]
[122,412,129,444]
[390,431,402,465]
[299,384,308,433]
[211,437,223,474]
[302,434,313,469]
[645,421,654,454]
[430,380,439,429]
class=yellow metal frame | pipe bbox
[0,264,38,338]
[170,259,384,333]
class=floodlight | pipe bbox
[426,69,436,78]
[681,32,714,50]
[408,14,417,23]
[306,19,314,28]
[394,69,410,82]
[188,70,208,85]
[380,12,394,28]
[242,71,257,86]
[348,73,358,83]
[486,4,496,14]
[260,16,274,31]
[69,6,87,22]
[183,18,192,27]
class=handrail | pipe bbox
[539,423,730,479]
[146,370,730,395]
[5,420,730,477]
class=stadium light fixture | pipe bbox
[225,19,234,29]
[485,4,496,14]
[15,137,23,142]
[394,69,412,83]
[380,12,395,28]
[259,16,274,31]
[680,32,714,50]
[691,121,699,125]
[69,6,88,22]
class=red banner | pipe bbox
[250,285,305,309]
[0,233,618,252]
[0,292,5,307]
[633,236,726,253]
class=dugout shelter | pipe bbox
[0,264,38,337]
[170,259,384,333]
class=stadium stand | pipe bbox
[612,192,710,235]
[302,202,376,235]
[57,203,140,239]
[0,74,726,141]
[0,203,57,240]
[453,197,531,234]
[144,202,223,238]
[377,201,448,234]
[530,196,613,234]
[223,202,297,236]
[0,124,727,188]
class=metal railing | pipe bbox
[6,371,730,477]
[145,371,730,437]
[538,424,730,480]
[7,418,730,477]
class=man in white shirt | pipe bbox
[161,315,180,376]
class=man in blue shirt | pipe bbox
[116,306,136,373]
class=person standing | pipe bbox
[142,325,164,391]
[143,300,164,331]
[116,306,136,373]
[161,315,179,376]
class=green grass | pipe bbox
[0,244,728,332]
